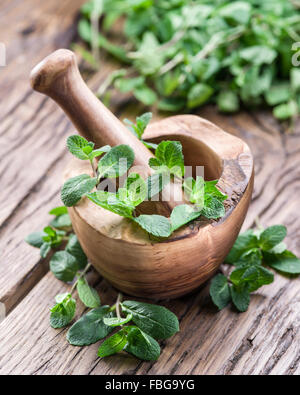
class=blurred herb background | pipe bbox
[75,0,300,123]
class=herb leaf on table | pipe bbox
[210,223,300,312]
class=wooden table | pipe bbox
[0,0,299,375]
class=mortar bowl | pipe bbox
[66,114,254,300]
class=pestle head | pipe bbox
[30,49,76,94]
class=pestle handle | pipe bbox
[30,49,183,215]
[30,49,153,170]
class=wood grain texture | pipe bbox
[0,0,300,375]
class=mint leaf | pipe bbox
[170,204,201,232]
[183,177,204,207]
[217,91,239,113]
[124,173,147,206]
[125,112,152,140]
[230,264,273,292]
[103,313,133,327]
[259,225,287,251]
[77,277,101,308]
[50,293,76,329]
[230,284,250,312]
[201,196,225,219]
[50,213,72,229]
[49,206,68,216]
[98,145,134,179]
[236,248,262,266]
[134,215,172,238]
[87,191,134,218]
[89,145,111,161]
[25,231,46,248]
[40,242,51,258]
[125,326,160,361]
[263,250,300,274]
[147,173,170,199]
[66,234,87,270]
[67,135,94,160]
[149,141,184,178]
[187,83,213,108]
[226,230,259,264]
[67,306,113,346]
[122,300,179,340]
[205,180,227,202]
[210,274,231,310]
[98,329,128,358]
[61,174,97,207]
[50,251,79,282]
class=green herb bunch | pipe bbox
[78,0,300,121]
[26,208,179,361]
[210,224,300,312]
[60,112,227,239]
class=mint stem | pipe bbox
[116,293,123,320]
[70,263,92,295]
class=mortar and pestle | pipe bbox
[30,49,254,299]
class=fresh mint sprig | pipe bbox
[210,224,300,312]
[78,0,300,123]
[25,206,180,361]
[124,112,158,150]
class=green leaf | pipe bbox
[239,46,277,66]
[263,250,300,274]
[67,306,114,346]
[89,145,111,161]
[134,215,172,238]
[122,300,179,340]
[217,91,239,113]
[183,177,204,206]
[40,242,51,258]
[259,225,287,251]
[66,234,88,270]
[25,231,46,248]
[230,264,273,292]
[67,135,94,160]
[265,83,290,106]
[125,112,152,140]
[124,173,147,206]
[210,274,231,310]
[103,313,133,327]
[98,145,134,179]
[77,277,101,308]
[87,191,134,218]
[50,251,79,282]
[61,174,97,207]
[147,173,170,199]
[187,83,213,109]
[170,205,201,232]
[201,196,225,219]
[205,180,227,201]
[50,213,72,229]
[219,1,251,25]
[98,329,128,358]
[125,326,160,361]
[236,248,262,266]
[133,85,157,105]
[226,230,259,264]
[115,76,145,93]
[50,293,76,329]
[149,141,184,177]
[273,101,298,120]
[49,206,68,216]
[230,284,250,312]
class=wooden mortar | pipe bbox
[30,50,254,299]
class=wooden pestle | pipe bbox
[30,49,182,216]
